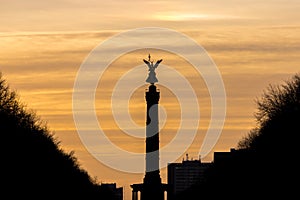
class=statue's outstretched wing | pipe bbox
[143,59,152,71]
[153,59,163,68]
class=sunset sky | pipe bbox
[1,1,300,199]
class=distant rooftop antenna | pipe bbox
[186,153,189,161]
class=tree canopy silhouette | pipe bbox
[211,73,300,199]
[0,72,116,199]
[173,73,300,200]
[238,73,300,154]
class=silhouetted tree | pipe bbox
[0,72,115,199]
[233,73,300,198]
[238,73,300,153]
[175,73,300,200]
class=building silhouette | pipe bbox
[213,148,255,168]
[167,154,212,200]
[99,183,123,200]
[130,83,168,200]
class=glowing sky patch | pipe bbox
[153,12,241,21]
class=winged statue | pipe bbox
[143,54,163,84]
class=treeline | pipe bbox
[0,72,116,199]
[176,73,300,199]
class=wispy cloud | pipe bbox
[152,12,243,21]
